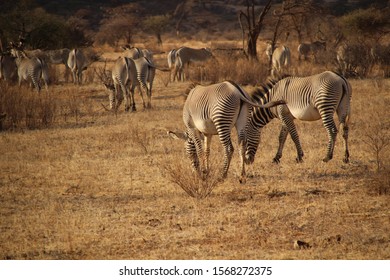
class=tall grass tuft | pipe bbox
[0,83,57,130]
[162,156,223,199]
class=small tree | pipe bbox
[238,0,274,60]
[96,3,143,46]
[143,15,171,46]
[339,7,390,44]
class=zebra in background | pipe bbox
[122,46,153,61]
[105,56,168,111]
[167,48,183,82]
[169,81,285,183]
[298,41,326,62]
[172,47,213,82]
[67,48,87,84]
[271,45,291,76]
[245,71,351,165]
[10,45,49,92]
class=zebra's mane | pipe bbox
[249,74,289,103]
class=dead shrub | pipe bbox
[129,124,151,154]
[161,155,223,199]
[0,83,57,130]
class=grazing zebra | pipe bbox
[169,81,285,183]
[67,49,86,84]
[245,71,352,165]
[298,41,326,62]
[10,47,49,92]
[271,45,291,76]
[172,47,213,82]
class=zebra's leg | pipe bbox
[138,84,146,109]
[31,75,41,93]
[279,108,304,162]
[146,84,152,109]
[120,83,129,111]
[185,137,199,173]
[203,134,212,175]
[340,122,349,163]
[186,129,204,176]
[109,87,116,110]
[337,105,350,163]
[237,132,247,184]
[273,124,289,163]
[129,85,136,111]
[217,130,234,179]
[321,114,338,162]
[72,71,77,84]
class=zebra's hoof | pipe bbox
[296,158,304,163]
[239,177,246,184]
[272,158,280,164]
[322,157,331,163]
[343,157,349,163]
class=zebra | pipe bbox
[298,41,326,62]
[45,48,71,65]
[10,47,49,92]
[168,81,286,183]
[265,42,274,62]
[172,47,213,82]
[107,56,166,111]
[122,46,153,60]
[108,56,133,111]
[167,48,183,82]
[0,53,17,82]
[271,45,291,76]
[67,48,89,84]
[244,71,351,165]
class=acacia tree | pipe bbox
[238,0,274,60]
[95,3,143,46]
[143,15,171,46]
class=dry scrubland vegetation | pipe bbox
[0,40,390,260]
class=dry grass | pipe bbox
[0,43,389,260]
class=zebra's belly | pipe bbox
[194,119,218,135]
[289,105,321,121]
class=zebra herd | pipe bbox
[1,42,354,183]
[0,42,97,91]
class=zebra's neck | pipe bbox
[250,84,277,128]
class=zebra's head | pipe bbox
[244,120,263,164]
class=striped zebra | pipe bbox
[271,45,291,76]
[298,41,326,62]
[122,46,153,60]
[169,81,285,183]
[167,48,182,82]
[245,71,352,165]
[10,47,49,92]
[67,48,87,84]
[107,56,166,111]
[172,47,213,82]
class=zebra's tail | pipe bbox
[38,58,50,87]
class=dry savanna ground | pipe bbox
[0,41,389,260]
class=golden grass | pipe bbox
[0,47,389,260]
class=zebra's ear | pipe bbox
[167,130,188,140]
